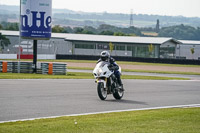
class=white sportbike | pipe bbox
[93,61,124,100]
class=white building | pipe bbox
[177,40,200,60]
[1,30,199,60]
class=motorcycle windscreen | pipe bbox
[96,61,110,68]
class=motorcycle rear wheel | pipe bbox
[97,82,107,100]
[113,87,124,100]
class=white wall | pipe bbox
[0,54,17,59]
[176,44,200,60]
[38,54,56,59]
[0,54,56,60]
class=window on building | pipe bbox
[131,44,158,58]
[75,43,94,49]
[115,45,125,51]
[97,44,109,50]
[137,45,149,57]
[127,46,132,51]
[160,46,175,58]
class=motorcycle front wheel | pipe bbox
[97,82,107,100]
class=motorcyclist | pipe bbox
[97,51,124,90]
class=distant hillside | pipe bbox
[0,5,200,28]
[0,5,19,13]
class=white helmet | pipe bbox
[100,51,110,61]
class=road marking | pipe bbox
[0,104,200,124]
[171,80,200,82]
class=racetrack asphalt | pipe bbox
[0,79,200,122]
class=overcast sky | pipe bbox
[1,0,200,17]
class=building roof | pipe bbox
[179,40,200,45]
[64,34,182,45]
[1,30,182,45]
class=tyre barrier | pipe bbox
[0,61,67,75]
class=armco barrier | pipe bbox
[12,62,33,73]
[41,63,66,75]
[0,61,67,75]
[0,61,16,73]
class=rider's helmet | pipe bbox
[100,51,110,61]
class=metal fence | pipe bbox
[0,61,67,75]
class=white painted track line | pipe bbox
[0,104,200,124]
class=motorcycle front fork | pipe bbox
[95,78,107,89]
[107,77,117,94]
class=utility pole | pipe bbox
[155,19,160,33]
[130,9,133,27]
[18,0,21,73]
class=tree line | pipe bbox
[51,24,141,36]
[0,21,200,40]
[0,32,10,52]
[158,24,200,40]
[0,21,19,31]
[52,24,200,40]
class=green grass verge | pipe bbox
[0,108,199,133]
[123,69,200,75]
[68,66,93,70]
[117,61,200,67]
[68,66,200,75]
[0,72,189,80]
[0,72,92,79]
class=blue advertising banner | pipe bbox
[20,0,52,40]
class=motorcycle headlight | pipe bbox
[98,68,103,73]
[97,68,102,76]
